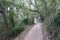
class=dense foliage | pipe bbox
[0,0,60,40]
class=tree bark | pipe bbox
[0,12,10,40]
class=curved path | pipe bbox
[13,23,49,40]
[25,23,43,40]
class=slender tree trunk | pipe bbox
[42,0,47,11]
[9,15,15,27]
[35,0,44,22]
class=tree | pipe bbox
[0,0,20,40]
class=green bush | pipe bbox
[10,24,25,36]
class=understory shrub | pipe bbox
[10,23,25,36]
[46,13,60,40]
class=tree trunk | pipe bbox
[35,0,44,22]
[42,0,47,11]
[0,12,10,40]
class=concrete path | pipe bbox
[25,23,43,40]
